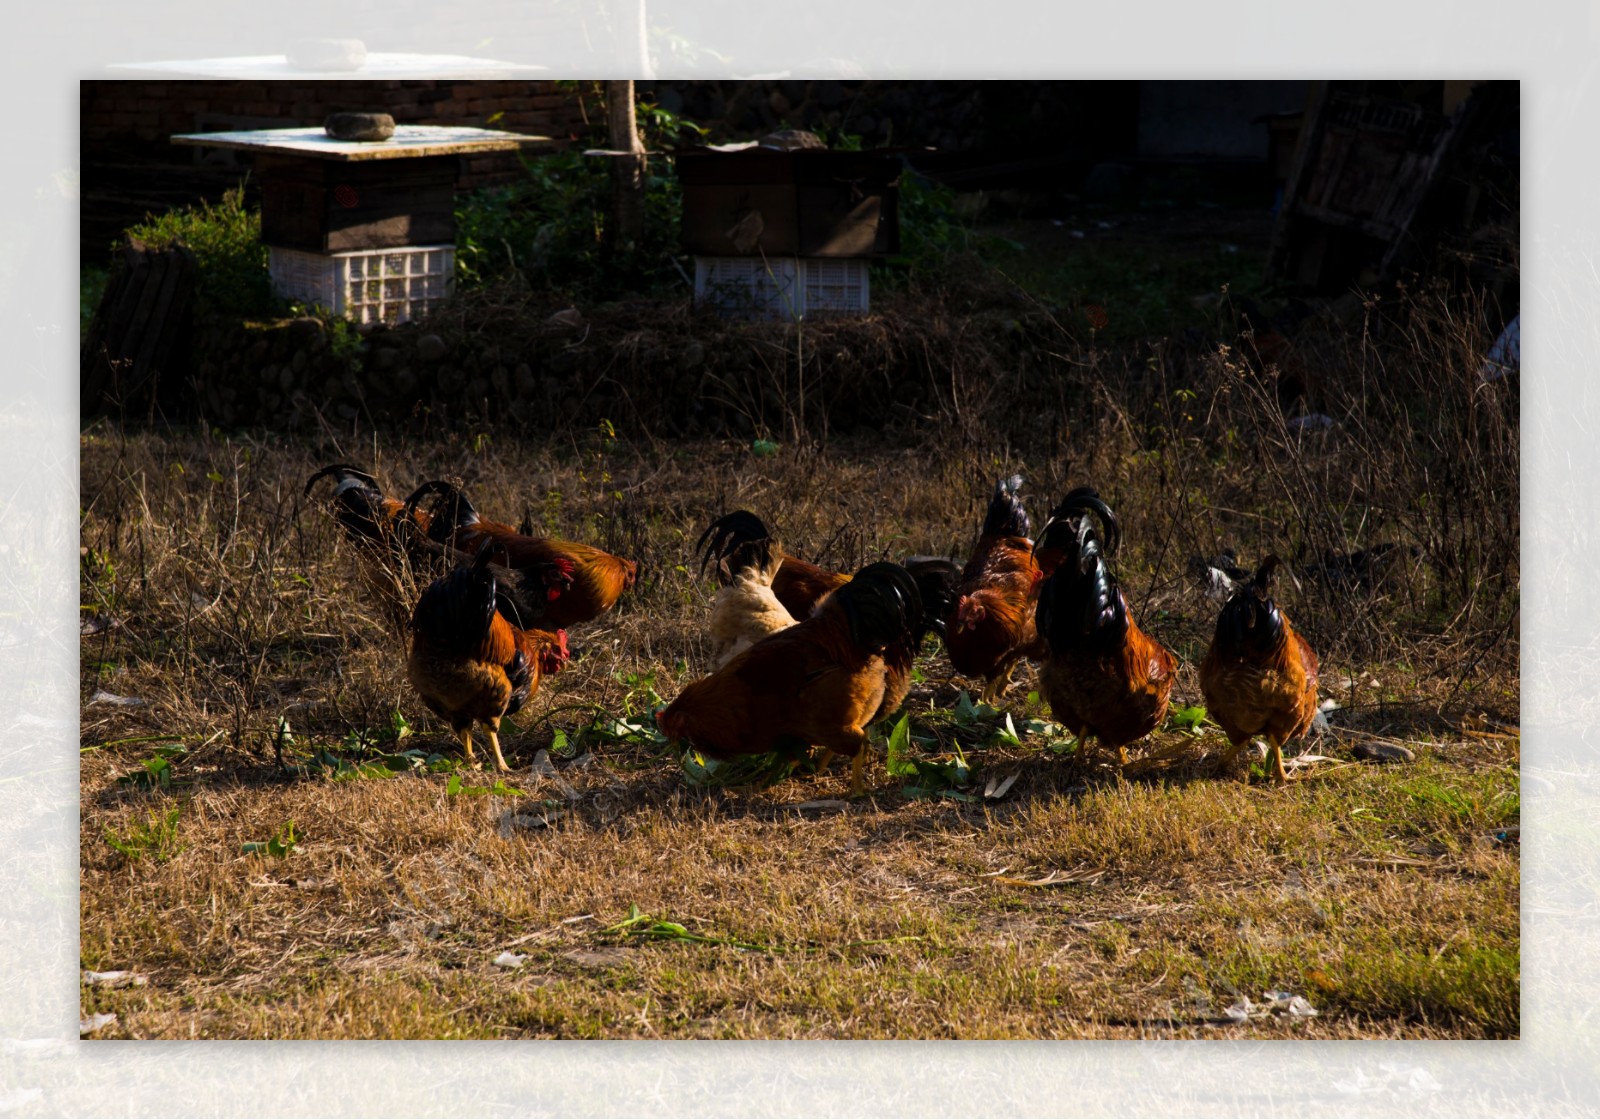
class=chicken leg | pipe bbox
[1267,734,1289,785]
[1220,736,1289,783]
[486,724,512,773]
[978,661,1017,707]
[849,748,869,798]
[458,728,478,767]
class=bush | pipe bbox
[455,93,701,301]
[877,172,1018,290]
[123,186,277,319]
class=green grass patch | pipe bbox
[104,805,184,863]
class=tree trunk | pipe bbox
[606,80,647,250]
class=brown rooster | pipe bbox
[403,480,638,631]
[657,562,927,796]
[945,475,1048,704]
[405,545,573,772]
[1199,556,1320,783]
[304,463,438,632]
[1034,488,1177,770]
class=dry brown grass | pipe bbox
[78,289,1519,1039]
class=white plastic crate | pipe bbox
[268,244,455,325]
[694,256,870,320]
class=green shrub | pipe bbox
[455,95,701,300]
[866,169,1021,295]
[124,185,277,319]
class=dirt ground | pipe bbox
[78,417,1519,1040]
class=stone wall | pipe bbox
[181,294,1055,440]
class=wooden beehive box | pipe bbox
[677,146,901,259]
[254,154,458,252]
[173,125,542,252]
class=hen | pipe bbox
[1199,556,1320,783]
[304,463,438,632]
[1034,488,1177,770]
[945,475,1049,704]
[405,544,574,772]
[403,480,638,630]
[657,561,926,796]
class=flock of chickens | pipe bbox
[304,465,1320,795]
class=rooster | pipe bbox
[945,475,1049,704]
[304,463,439,632]
[705,536,798,670]
[696,509,961,644]
[1034,488,1177,770]
[304,464,426,544]
[403,480,638,630]
[1199,556,1320,783]
[696,510,849,620]
[658,562,926,796]
[405,544,574,772]
[1187,548,1251,604]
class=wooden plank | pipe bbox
[115,244,163,382]
[79,239,196,416]
[172,125,546,162]
[131,248,187,379]
[80,261,132,408]
[1265,81,1327,282]
[680,183,801,256]
[325,213,456,252]
[795,188,886,257]
[1292,202,1398,241]
[124,252,172,383]
[1378,87,1481,279]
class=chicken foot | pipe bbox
[1221,736,1291,784]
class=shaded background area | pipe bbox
[82,79,1316,257]
[79,78,1518,437]
[80,79,1514,283]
